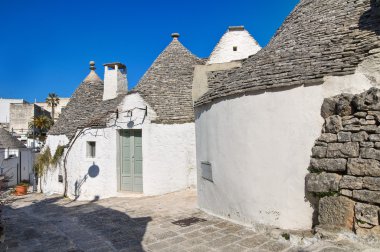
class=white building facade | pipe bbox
[194,0,380,230]
[42,35,202,200]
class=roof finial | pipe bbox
[89,61,96,70]
[171,33,180,39]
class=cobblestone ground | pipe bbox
[1,190,379,252]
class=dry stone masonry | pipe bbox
[306,87,380,238]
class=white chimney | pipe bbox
[103,62,128,100]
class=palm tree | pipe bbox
[46,93,60,121]
[29,115,53,139]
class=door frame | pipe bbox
[118,129,143,193]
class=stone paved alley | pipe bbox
[1,190,379,252]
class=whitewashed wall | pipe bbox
[207,29,261,65]
[195,56,380,230]
[41,135,69,195]
[0,148,34,186]
[42,93,196,200]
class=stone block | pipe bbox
[318,196,355,230]
[321,98,337,119]
[352,88,380,112]
[368,111,380,122]
[318,133,337,143]
[375,142,380,149]
[310,158,347,172]
[326,142,359,158]
[340,189,353,197]
[360,142,374,148]
[361,125,380,133]
[355,225,380,238]
[363,177,380,191]
[311,146,327,158]
[369,134,380,142]
[339,176,363,190]
[342,117,359,126]
[337,132,352,142]
[360,148,380,161]
[355,202,380,226]
[354,112,367,118]
[366,115,375,120]
[336,95,353,117]
[343,125,361,132]
[325,116,343,134]
[306,173,341,193]
[351,131,369,142]
[347,158,380,176]
[353,190,380,204]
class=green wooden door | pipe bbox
[120,130,143,192]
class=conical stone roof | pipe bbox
[134,36,205,123]
[195,0,380,106]
[48,63,104,139]
[0,128,26,149]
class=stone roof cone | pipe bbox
[48,61,104,139]
[134,33,205,123]
[196,0,380,105]
[0,128,25,149]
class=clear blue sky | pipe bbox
[0,0,299,102]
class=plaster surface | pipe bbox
[207,28,261,65]
[195,57,380,229]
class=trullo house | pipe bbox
[194,0,380,230]
[42,34,204,200]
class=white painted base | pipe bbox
[195,57,380,230]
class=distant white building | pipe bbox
[0,98,26,124]
[0,128,34,187]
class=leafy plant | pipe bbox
[34,147,52,177]
[51,145,65,167]
[281,233,290,240]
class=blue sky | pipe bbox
[0,0,299,102]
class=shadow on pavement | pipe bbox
[1,196,152,251]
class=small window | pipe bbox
[233,46,238,51]
[87,141,96,158]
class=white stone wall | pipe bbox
[207,29,261,65]
[42,93,196,200]
[195,57,380,230]
[40,135,69,195]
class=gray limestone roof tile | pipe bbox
[134,38,204,123]
[48,70,104,139]
[0,128,26,149]
[195,0,380,106]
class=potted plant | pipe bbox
[15,181,29,196]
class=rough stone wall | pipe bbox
[306,87,380,238]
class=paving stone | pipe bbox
[205,235,241,248]
[238,234,269,248]
[258,240,290,252]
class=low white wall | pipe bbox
[143,122,196,196]
[195,59,380,230]
[41,135,69,195]
[42,93,196,200]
